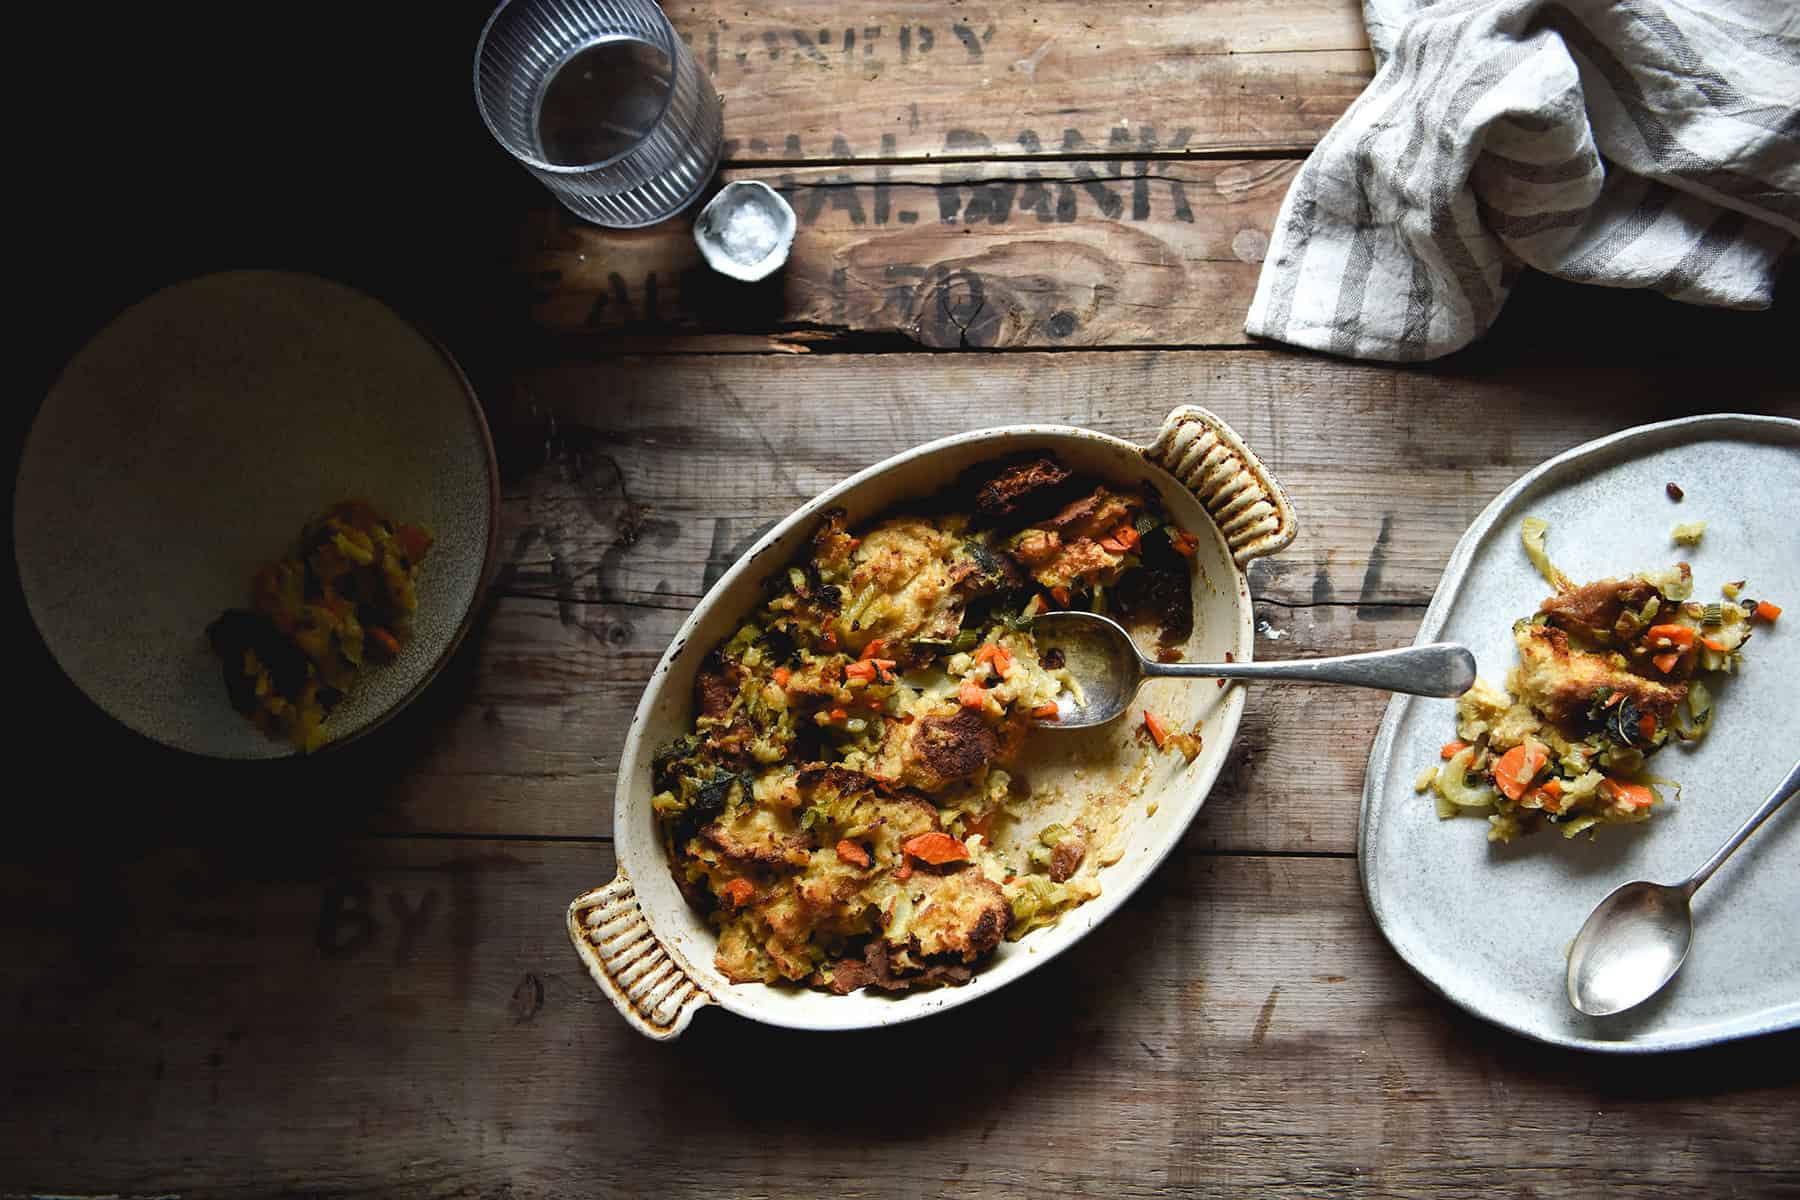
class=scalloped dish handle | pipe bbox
[567,870,712,1041]
[1141,405,1297,569]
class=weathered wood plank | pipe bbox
[670,0,1370,163]
[519,159,1292,347]
[495,353,1800,614]
[3,840,1795,1198]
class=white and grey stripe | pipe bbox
[1246,0,1797,362]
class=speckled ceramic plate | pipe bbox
[1361,414,1800,1053]
[14,270,498,759]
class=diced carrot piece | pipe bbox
[1144,710,1170,750]
[1645,623,1695,648]
[1051,586,1071,607]
[367,626,402,658]
[1638,713,1657,742]
[1754,600,1782,623]
[1098,537,1127,554]
[895,861,913,881]
[1492,741,1548,801]
[1440,741,1469,760]
[1528,785,1562,813]
[829,708,848,720]
[860,638,885,660]
[1600,778,1655,809]
[821,629,838,650]
[844,660,877,681]
[772,667,791,688]
[1699,636,1728,652]
[1032,703,1060,720]
[959,680,987,708]
[1652,651,1681,673]
[1115,524,1141,551]
[1168,529,1199,558]
[1540,778,1563,798]
[721,878,754,907]
[393,523,434,562]
[835,840,871,868]
[1603,691,1626,709]
[901,832,970,865]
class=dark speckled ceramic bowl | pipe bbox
[14,271,499,759]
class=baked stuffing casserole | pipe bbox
[650,457,1204,993]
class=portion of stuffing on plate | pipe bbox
[207,499,434,751]
[650,456,1202,994]
[1421,517,1779,842]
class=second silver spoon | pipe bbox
[1566,757,1800,1017]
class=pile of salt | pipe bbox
[719,203,780,264]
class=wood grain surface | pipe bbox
[671,0,1371,163]
[7,347,1797,1200]
[520,0,1369,350]
[9,0,1800,1194]
[519,159,1294,347]
[5,838,1798,1198]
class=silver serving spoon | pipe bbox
[1567,757,1800,1017]
[1028,611,1476,729]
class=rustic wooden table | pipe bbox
[6,2,1799,1196]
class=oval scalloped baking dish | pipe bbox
[567,406,1297,1038]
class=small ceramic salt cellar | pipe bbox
[693,181,796,282]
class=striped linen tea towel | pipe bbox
[1245,0,1798,361]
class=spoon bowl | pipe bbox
[1029,611,1476,729]
[1566,881,1694,1016]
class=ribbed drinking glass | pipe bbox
[475,0,723,227]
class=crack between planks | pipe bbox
[510,338,1288,360]
[721,146,1316,170]
[1256,595,1430,611]
[364,829,611,845]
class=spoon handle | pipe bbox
[1142,642,1476,698]
[1684,757,1800,897]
